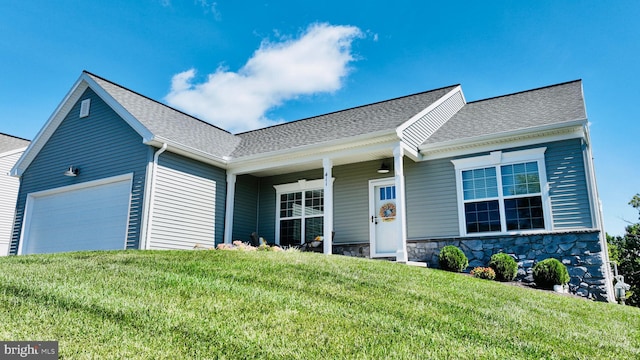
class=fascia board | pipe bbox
[229,129,399,165]
[419,119,588,158]
[81,74,154,142]
[11,73,156,177]
[395,85,464,137]
[145,138,230,168]
[228,138,399,175]
[11,76,89,177]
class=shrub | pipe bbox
[438,245,468,272]
[488,253,518,282]
[532,258,570,289]
[471,267,496,280]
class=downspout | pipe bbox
[140,143,167,250]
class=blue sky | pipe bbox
[1,1,638,235]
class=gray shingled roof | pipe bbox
[422,80,586,146]
[0,133,29,154]
[85,72,241,159]
[231,85,457,157]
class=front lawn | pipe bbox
[0,250,638,359]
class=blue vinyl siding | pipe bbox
[544,139,592,229]
[232,174,259,243]
[405,138,593,240]
[332,159,395,244]
[405,157,460,238]
[10,88,149,254]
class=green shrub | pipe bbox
[471,267,496,280]
[438,245,468,272]
[488,253,518,282]
[532,258,570,289]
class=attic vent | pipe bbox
[79,99,91,118]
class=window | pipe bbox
[274,179,327,246]
[452,148,550,236]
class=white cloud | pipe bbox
[165,23,363,133]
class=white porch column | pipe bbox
[393,145,408,263]
[223,173,236,244]
[323,158,334,255]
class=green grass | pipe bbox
[0,250,638,359]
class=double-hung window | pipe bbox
[274,179,325,246]
[452,148,551,236]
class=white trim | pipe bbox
[273,178,333,245]
[396,85,463,135]
[420,123,586,161]
[228,135,398,175]
[18,173,134,255]
[322,158,333,255]
[393,144,408,262]
[223,172,237,244]
[368,177,397,258]
[451,147,552,237]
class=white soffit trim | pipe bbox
[11,76,89,177]
[396,85,464,136]
[11,73,155,177]
[419,120,587,161]
[228,136,398,175]
[146,138,230,168]
[82,74,154,142]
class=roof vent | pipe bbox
[79,99,91,118]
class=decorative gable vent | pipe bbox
[79,99,91,118]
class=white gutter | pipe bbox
[419,119,588,153]
[139,143,167,250]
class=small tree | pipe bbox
[607,194,640,307]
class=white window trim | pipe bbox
[451,148,553,236]
[273,178,334,245]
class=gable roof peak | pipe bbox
[82,71,233,135]
[235,84,461,136]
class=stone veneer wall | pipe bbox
[407,230,610,301]
[333,230,612,302]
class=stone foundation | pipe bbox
[332,243,370,258]
[406,231,611,301]
[333,231,612,302]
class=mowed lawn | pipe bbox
[0,250,638,359]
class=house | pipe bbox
[0,133,29,256]
[9,71,614,301]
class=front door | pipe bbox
[369,178,398,257]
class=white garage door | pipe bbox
[20,175,132,254]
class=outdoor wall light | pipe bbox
[64,166,79,177]
[377,162,390,174]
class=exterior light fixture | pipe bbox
[377,162,390,174]
[64,166,79,177]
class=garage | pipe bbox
[20,175,132,254]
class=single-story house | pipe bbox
[0,133,29,256]
[9,71,614,301]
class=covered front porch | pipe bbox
[223,142,414,262]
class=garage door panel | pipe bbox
[22,177,131,254]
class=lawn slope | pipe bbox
[0,250,638,359]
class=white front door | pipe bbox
[369,178,398,257]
